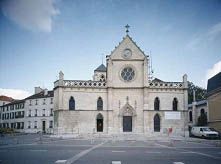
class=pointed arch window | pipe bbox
[173,98,178,111]
[97,97,103,110]
[69,96,75,110]
[154,97,160,111]
[189,111,193,122]
[154,113,160,132]
[96,113,103,132]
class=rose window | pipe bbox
[121,67,135,81]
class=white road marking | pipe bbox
[145,151,161,154]
[180,152,194,154]
[30,150,47,152]
[112,161,121,164]
[55,160,67,163]
[173,162,185,164]
[155,143,221,160]
[64,142,106,164]
[112,150,125,153]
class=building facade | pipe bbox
[24,87,54,133]
[0,100,25,132]
[54,34,188,136]
[207,72,221,132]
[0,88,54,134]
[188,100,208,126]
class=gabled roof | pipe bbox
[109,34,147,58]
[1,99,25,107]
[94,64,106,72]
[25,90,54,100]
[207,72,221,96]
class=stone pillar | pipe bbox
[183,74,189,133]
[192,90,197,125]
[107,88,113,133]
[59,71,64,86]
[143,56,149,87]
[143,88,149,133]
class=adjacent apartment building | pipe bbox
[25,87,54,133]
[0,87,54,133]
[0,99,25,132]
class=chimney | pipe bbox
[44,89,48,96]
[35,87,43,94]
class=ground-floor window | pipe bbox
[34,121,37,129]
[28,121,31,129]
[49,121,53,128]
[154,114,160,132]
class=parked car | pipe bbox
[191,126,219,139]
[209,128,221,139]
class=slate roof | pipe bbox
[188,99,207,109]
[1,99,25,107]
[25,90,54,100]
[94,64,107,72]
[207,72,221,96]
[152,78,164,82]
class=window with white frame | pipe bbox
[43,99,46,105]
[28,121,31,129]
[35,109,38,116]
[42,109,45,116]
[50,108,53,116]
[49,121,53,128]
[29,110,31,117]
[34,121,37,128]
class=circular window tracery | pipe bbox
[121,67,135,82]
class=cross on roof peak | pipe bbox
[125,24,130,34]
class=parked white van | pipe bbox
[191,127,219,139]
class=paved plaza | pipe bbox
[0,134,221,164]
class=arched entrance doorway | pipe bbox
[96,113,103,132]
[119,103,137,132]
[123,116,132,132]
[154,114,160,132]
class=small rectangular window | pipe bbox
[34,121,37,128]
[49,121,53,128]
[43,99,46,105]
[28,121,31,129]
[35,109,38,116]
[42,109,45,116]
[50,108,53,116]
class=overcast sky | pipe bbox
[0,0,221,99]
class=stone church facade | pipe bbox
[53,34,188,136]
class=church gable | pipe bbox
[110,35,146,60]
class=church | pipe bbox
[53,30,188,136]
